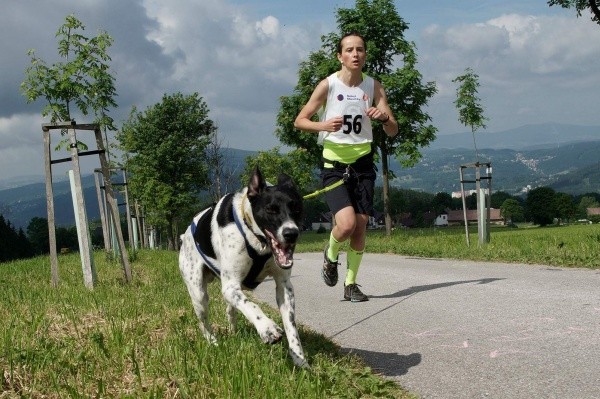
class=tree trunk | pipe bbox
[167,217,176,251]
[380,140,393,237]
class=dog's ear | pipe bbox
[277,173,297,190]
[247,165,266,198]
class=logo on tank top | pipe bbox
[337,94,344,101]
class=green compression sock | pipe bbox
[326,234,342,262]
[345,246,364,286]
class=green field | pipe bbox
[0,251,413,399]
[2,223,598,398]
[299,223,600,269]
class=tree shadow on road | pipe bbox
[369,278,505,299]
[342,347,422,377]
[331,278,505,339]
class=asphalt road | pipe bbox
[252,253,600,399]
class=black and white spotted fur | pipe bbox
[179,166,307,367]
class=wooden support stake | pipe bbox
[43,130,59,287]
[94,171,110,252]
[94,128,132,282]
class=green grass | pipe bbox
[3,224,598,398]
[298,223,600,269]
[0,251,414,398]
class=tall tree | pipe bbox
[553,192,576,223]
[118,92,215,250]
[548,0,600,25]
[0,215,34,262]
[432,192,453,215]
[27,217,50,255]
[21,14,117,148]
[526,186,557,226]
[453,67,488,162]
[577,195,600,218]
[500,198,525,224]
[276,0,437,235]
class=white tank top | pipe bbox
[318,72,375,145]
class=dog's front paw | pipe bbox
[259,322,284,344]
[292,356,309,369]
[203,331,218,346]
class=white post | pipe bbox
[131,217,139,250]
[149,228,156,249]
[478,187,488,245]
[68,169,96,287]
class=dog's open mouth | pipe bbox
[264,230,295,269]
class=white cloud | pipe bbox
[1,0,600,182]
[256,16,280,38]
[419,13,600,134]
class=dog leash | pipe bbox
[303,165,351,200]
[302,179,344,199]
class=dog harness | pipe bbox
[190,204,272,290]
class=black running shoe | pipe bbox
[344,284,369,302]
[322,244,339,287]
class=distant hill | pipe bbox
[0,174,108,230]
[430,123,600,150]
[1,123,600,229]
[0,148,256,229]
[389,140,600,195]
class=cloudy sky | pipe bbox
[1,0,600,181]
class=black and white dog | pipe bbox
[179,166,307,367]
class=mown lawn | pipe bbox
[0,250,415,398]
[2,223,597,398]
[297,223,600,269]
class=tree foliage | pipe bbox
[553,192,577,223]
[548,0,600,25]
[526,187,557,226]
[21,14,117,132]
[26,217,50,255]
[500,198,525,223]
[453,67,488,162]
[577,195,600,218]
[118,92,215,249]
[431,192,453,215]
[242,148,317,194]
[0,215,34,263]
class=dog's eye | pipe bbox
[266,205,279,214]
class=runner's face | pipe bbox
[338,35,366,70]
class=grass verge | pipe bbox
[298,224,600,269]
[0,250,415,398]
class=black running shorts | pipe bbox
[320,165,376,216]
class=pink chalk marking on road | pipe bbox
[489,349,527,358]
[403,328,456,338]
[440,340,469,349]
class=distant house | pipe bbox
[311,212,332,231]
[587,208,600,217]
[398,212,415,228]
[434,213,448,227]
[447,209,503,225]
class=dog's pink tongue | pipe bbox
[265,230,294,268]
[274,243,294,268]
[267,238,291,268]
